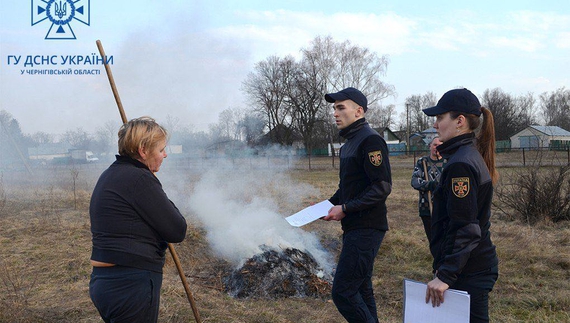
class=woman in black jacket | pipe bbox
[89,116,187,323]
[422,89,499,323]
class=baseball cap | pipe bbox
[325,87,368,112]
[422,88,481,117]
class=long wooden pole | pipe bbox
[422,158,433,215]
[96,40,202,323]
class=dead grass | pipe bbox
[0,160,569,322]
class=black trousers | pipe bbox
[89,265,163,323]
[451,265,499,323]
[332,229,385,323]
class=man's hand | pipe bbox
[425,277,449,307]
[322,205,346,221]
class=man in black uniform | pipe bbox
[323,87,392,323]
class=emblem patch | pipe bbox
[452,177,470,198]
[368,150,382,167]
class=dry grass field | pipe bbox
[0,154,569,322]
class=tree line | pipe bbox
[1,35,569,167]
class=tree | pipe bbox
[242,36,395,152]
[215,107,244,141]
[61,128,92,150]
[93,121,120,156]
[482,88,536,141]
[303,36,395,104]
[30,131,54,145]
[242,56,296,145]
[366,103,396,130]
[405,92,437,134]
[285,56,328,167]
[238,113,265,146]
[540,87,570,130]
[0,110,32,170]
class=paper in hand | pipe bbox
[403,279,470,323]
[286,200,333,227]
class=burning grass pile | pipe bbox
[224,246,332,299]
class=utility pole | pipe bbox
[406,103,410,155]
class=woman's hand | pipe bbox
[425,277,449,307]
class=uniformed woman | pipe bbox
[422,88,499,323]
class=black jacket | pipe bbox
[431,133,498,286]
[90,155,187,273]
[329,119,392,232]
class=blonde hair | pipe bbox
[117,116,168,159]
[450,108,499,184]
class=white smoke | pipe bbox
[186,164,333,272]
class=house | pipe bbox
[374,127,401,145]
[510,125,570,149]
[329,127,402,156]
[407,128,438,151]
[28,142,73,161]
[256,125,304,151]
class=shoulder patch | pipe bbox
[368,150,382,167]
[452,177,470,198]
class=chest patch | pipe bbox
[452,177,470,198]
[368,150,382,167]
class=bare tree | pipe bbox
[61,128,92,150]
[30,132,54,145]
[366,103,396,129]
[284,58,328,168]
[482,88,536,141]
[301,36,395,104]
[541,87,570,130]
[238,113,265,146]
[242,56,296,145]
[216,108,243,141]
[94,121,119,156]
[0,110,32,169]
[405,92,437,134]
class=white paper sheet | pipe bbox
[403,279,470,323]
[285,200,333,227]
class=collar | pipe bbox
[339,118,367,139]
[115,155,150,170]
[437,133,475,159]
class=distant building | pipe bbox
[510,125,570,149]
[374,127,401,145]
[28,143,72,161]
[329,127,402,156]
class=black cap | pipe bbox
[422,88,481,117]
[325,87,368,112]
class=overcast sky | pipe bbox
[1,0,568,136]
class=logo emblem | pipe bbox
[452,177,470,198]
[31,0,91,40]
[368,150,382,167]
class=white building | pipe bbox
[510,125,570,149]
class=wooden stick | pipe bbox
[96,40,202,323]
[422,158,433,216]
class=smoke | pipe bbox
[184,163,334,272]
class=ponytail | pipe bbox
[451,108,499,185]
[477,107,499,184]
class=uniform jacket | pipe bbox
[411,156,445,217]
[329,118,392,232]
[431,133,498,286]
[90,155,187,273]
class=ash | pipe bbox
[224,246,332,299]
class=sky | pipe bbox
[1,0,569,136]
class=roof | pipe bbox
[421,128,438,134]
[28,142,73,156]
[529,125,570,137]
